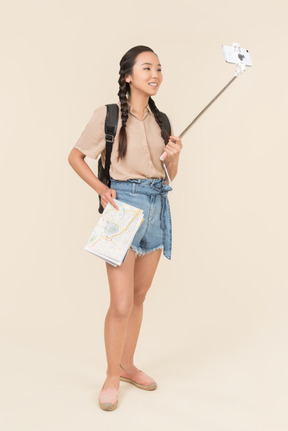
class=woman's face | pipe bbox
[125,51,163,98]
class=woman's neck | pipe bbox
[127,94,150,116]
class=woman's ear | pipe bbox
[125,74,131,84]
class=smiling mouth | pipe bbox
[148,83,158,87]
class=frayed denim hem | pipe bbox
[130,244,164,258]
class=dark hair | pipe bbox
[117,45,170,160]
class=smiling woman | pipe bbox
[68,45,183,411]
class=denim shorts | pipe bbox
[110,178,173,260]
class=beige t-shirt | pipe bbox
[73,100,174,181]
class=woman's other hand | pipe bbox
[164,135,183,162]
[161,136,183,182]
[161,135,183,163]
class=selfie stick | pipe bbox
[160,43,248,163]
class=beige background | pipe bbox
[1,0,287,429]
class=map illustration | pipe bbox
[84,199,144,266]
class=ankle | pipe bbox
[106,366,121,377]
[105,373,120,380]
[120,361,134,369]
[120,363,140,374]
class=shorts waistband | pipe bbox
[110,178,172,195]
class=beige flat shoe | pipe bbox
[119,365,157,391]
[98,386,119,411]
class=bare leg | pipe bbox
[120,249,162,374]
[102,249,136,389]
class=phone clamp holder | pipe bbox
[232,42,247,76]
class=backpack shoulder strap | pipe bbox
[159,112,171,143]
[104,103,119,175]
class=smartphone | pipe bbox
[222,45,252,66]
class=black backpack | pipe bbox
[98,103,171,213]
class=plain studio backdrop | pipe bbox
[0,0,287,430]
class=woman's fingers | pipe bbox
[160,136,182,161]
[164,136,183,159]
[160,151,168,161]
[101,188,118,210]
[168,135,183,149]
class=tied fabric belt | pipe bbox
[110,178,173,259]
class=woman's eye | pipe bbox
[144,68,162,72]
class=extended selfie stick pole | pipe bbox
[160,43,249,184]
[160,62,246,184]
[178,60,246,139]
[160,44,247,162]
[178,71,242,139]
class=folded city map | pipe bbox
[84,199,144,266]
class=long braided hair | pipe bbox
[117,45,170,160]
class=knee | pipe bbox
[134,285,150,305]
[109,300,133,320]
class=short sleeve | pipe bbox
[73,105,107,159]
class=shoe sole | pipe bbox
[119,376,157,391]
[99,401,118,411]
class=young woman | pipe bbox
[68,45,183,411]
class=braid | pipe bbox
[116,45,164,159]
[117,74,129,160]
[148,97,170,145]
